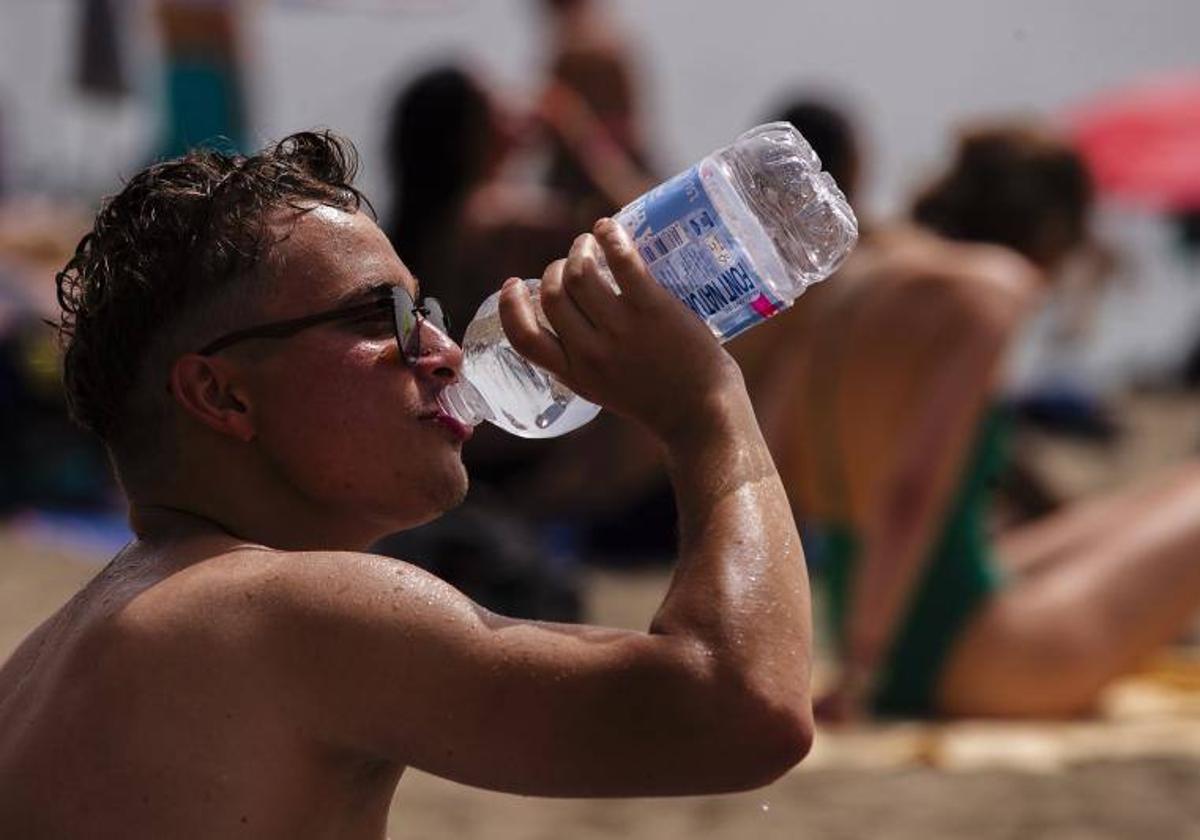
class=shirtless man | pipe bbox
[0,132,812,837]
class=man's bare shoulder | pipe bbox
[0,548,430,839]
[45,547,465,701]
[101,546,480,747]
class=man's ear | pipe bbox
[168,355,257,443]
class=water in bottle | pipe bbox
[439,121,859,438]
[438,280,603,438]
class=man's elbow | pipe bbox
[741,694,815,786]
[708,685,815,791]
[655,642,815,792]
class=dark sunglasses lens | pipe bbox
[422,297,449,336]
[392,291,419,358]
[392,290,450,360]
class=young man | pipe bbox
[0,132,813,838]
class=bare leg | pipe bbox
[995,462,1199,576]
[936,461,1200,717]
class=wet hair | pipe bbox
[384,66,491,283]
[912,124,1093,268]
[773,98,860,202]
[55,130,367,468]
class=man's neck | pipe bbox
[127,495,386,553]
[122,439,399,552]
[129,504,252,544]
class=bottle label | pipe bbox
[617,163,786,340]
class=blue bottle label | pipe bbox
[617,163,786,340]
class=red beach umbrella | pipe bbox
[1068,72,1200,212]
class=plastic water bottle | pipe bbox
[438,122,859,438]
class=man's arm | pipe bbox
[265,220,812,796]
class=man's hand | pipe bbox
[498,218,743,445]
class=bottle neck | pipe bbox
[438,378,494,427]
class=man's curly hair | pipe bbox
[55,131,369,466]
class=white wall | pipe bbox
[4,0,1199,208]
[3,0,1199,383]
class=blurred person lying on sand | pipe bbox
[0,131,813,837]
[739,115,1200,721]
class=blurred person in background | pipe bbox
[384,64,575,334]
[77,0,128,100]
[155,0,248,157]
[538,0,655,228]
[383,50,652,340]
[379,64,602,617]
[382,59,668,579]
[0,198,117,522]
[0,131,815,836]
[755,120,1200,720]
[0,318,114,516]
[1,0,130,518]
[734,97,1062,523]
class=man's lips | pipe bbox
[424,410,473,443]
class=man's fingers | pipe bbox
[592,218,660,308]
[540,250,599,353]
[562,233,622,329]
[498,276,568,376]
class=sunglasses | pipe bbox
[196,286,449,361]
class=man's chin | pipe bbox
[392,471,469,531]
[430,471,470,518]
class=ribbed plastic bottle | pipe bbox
[438,122,859,438]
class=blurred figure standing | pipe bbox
[384,65,575,333]
[155,0,248,157]
[537,0,655,227]
[381,60,660,512]
[0,201,114,517]
[76,0,129,100]
[757,121,1200,720]
[387,0,657,330]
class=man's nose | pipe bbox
[410,320,462,381]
